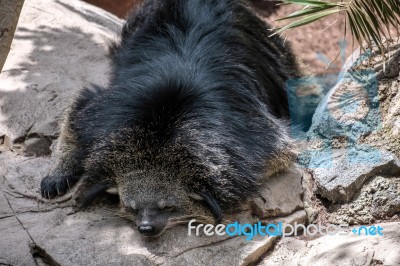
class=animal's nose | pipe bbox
[138,224,155,236]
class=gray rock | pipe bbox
[328,176,400,224]
[309,70,381,141]
[15,207,306,266]
[24,137,52,156]
[371,177,400,218]
[1,145,305,266]
[0,192,13,218]
[252,167,304,217]
[0,216,36,266]
[301,40,400,203]
[0,1,306,265]
[313,149,400,203]
[261,222,400,266]
[0,190,37,266]
[0,0,121,155]
[1,0,398,265]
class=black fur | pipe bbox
[41,0,299,213]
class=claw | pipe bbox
[57,187,60,195]
[67,179,70,189]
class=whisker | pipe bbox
[166,215,215,229]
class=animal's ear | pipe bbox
[197,191,222,223]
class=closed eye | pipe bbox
[158,205,175,212]
[122,203,138,214]
[163,206,175,212]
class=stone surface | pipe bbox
[359,42,400,160]
[328,176,400,225]
[309,72,381,141]
[312,149,400,203]
[0,191,13,218]
[0,0,121,155]
[261,222,400,266]
[252,167,304,218]
[0,147,305,265]
[0,1,305,265]
[0,216,36,266]
[301,40,400,205]
[1,0,399,265]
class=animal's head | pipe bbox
[115,171,221,237]
[79,128,226,237]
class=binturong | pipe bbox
[40,0,299,237]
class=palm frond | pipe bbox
[274,0,400,55]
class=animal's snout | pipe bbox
[138,224,156,236]
[135,207,169,237]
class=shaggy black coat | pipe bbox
[41,0,299,214]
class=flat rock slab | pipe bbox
[0,2,306,265]
[302,41,400,203]
[15,207,306,266]
[0,215,36,265]
[261,222,400,265]
[252,167,304,217]
[328,175,400,224]
[0,0,121,156]
[0,144,305,265]
[3,0,399,265]
[312,148,400,203]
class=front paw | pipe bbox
[40,174,77,199]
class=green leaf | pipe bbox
[351,5,381,47]
[347,11,361,43]
[279,0,341,7]
[277,0,400,56]
[272,9,340,35]
[275,6,335,21]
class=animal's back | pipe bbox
[110,0,298,118]
[41,0,299,237]
[85,0,299,205]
